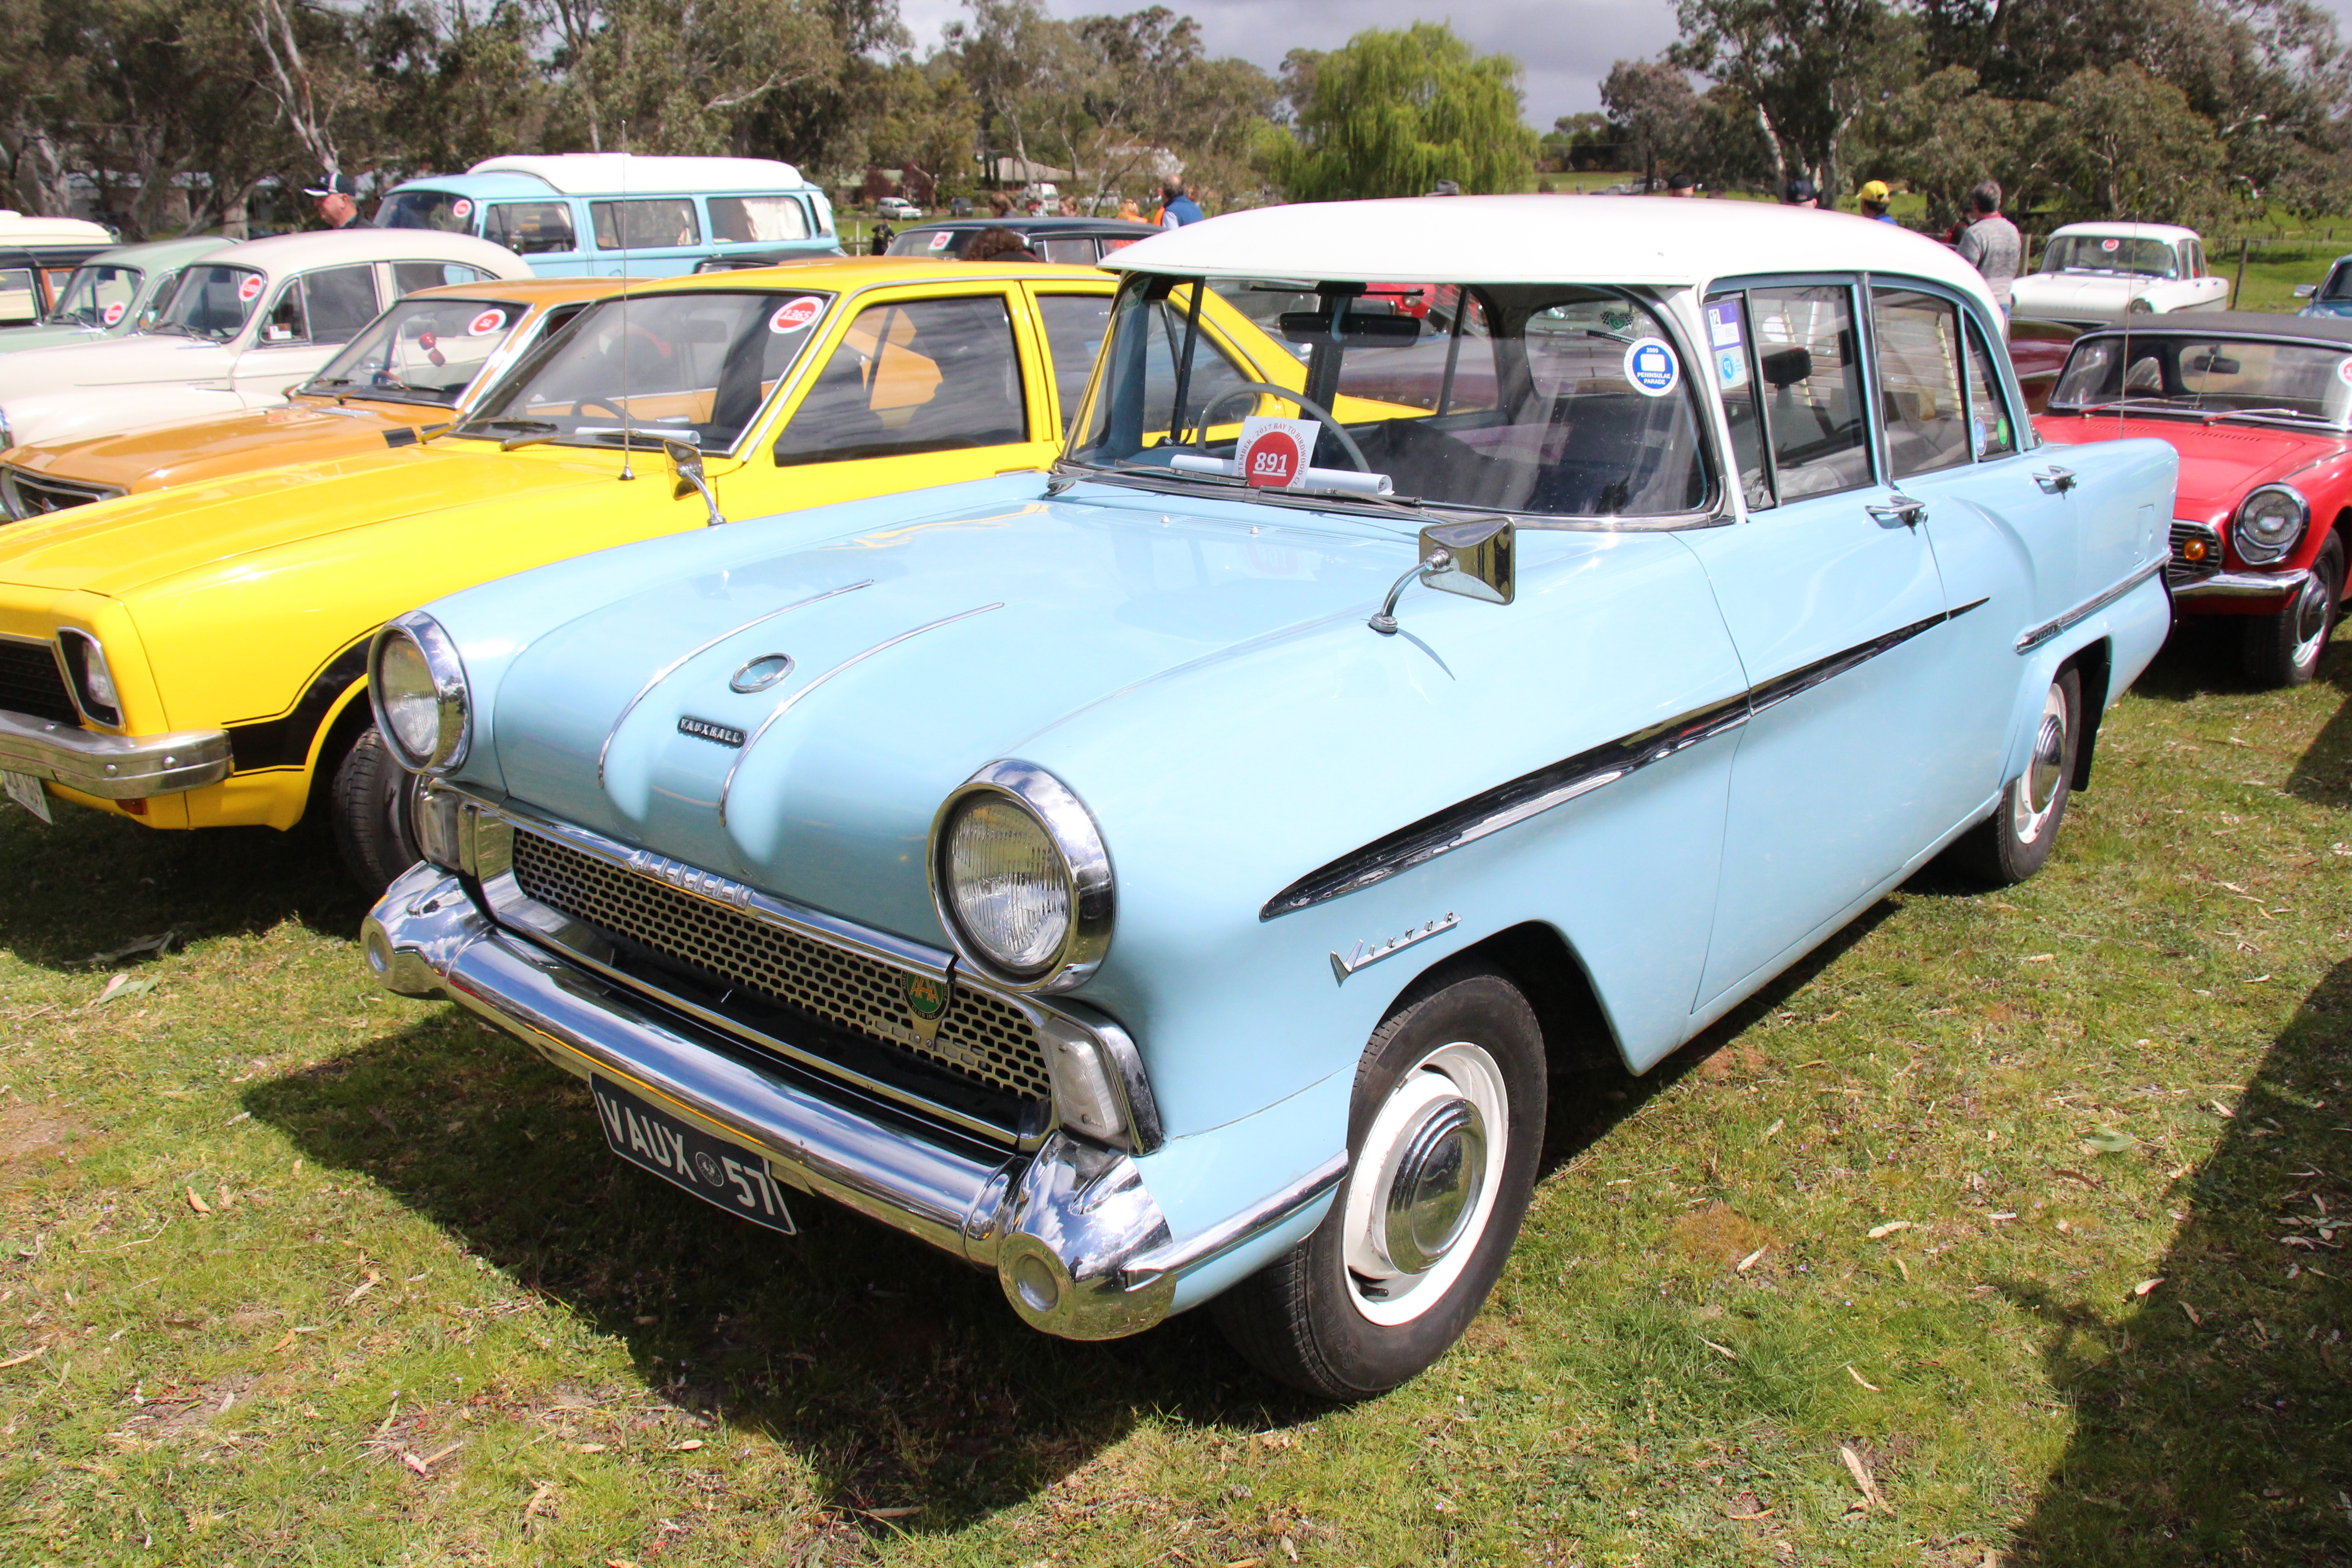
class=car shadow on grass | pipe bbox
[238,1006,1328,1534]
[2284,629,2349,809]
[2002,955,2352,1565]
[0,802,367,972]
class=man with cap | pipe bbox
[306,172,362,230]
[1664,173,1697,197]
[1858,180,1896,223]
[1781,177,1818,208]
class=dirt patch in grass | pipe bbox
[1670,1201,1776,1268]
[0,1102,93,1188]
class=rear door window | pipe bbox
[262,264,380,346]
[1871,287,1969,480]
[1965,318,2018,458]
[775,294,1029,465]
[484,201,577,255]
[593,199,701,250]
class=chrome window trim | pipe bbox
[927,759,1117,995]
[2014,558,2169,653]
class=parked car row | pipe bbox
[0,197,2341,1402]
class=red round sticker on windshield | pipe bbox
[769,295,823,334]
[101,301,125,326]
[1240,426,1306,488]
[2100,237,2120,251]
[238,274,264,302]
[466,308,507,337]
[451,198,473,220]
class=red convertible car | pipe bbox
[2037,311,2351,686]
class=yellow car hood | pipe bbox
[7,396,451,495]
[0,443,627,598]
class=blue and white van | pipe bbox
[373,154,840,278]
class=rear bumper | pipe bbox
[2171,566,2309,611]
[362,863,1342,1341]
[0,708,233,799]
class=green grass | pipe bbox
[0,622,2347,1565]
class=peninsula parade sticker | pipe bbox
[451,198,474,219]
[1235,414,1321,488]
[100,301,126,327]
[1624,338,1681,397]
[237,274,264,303]
[768,295,824,334]
[466,308,508,337]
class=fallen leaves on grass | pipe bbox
[2083,1127,2135,1154]
[2133,1278,2165,1298]
[343,1272,381,1306]
[1698,1336,1739,1361]
[90,974,157,1007]
[1737,1245,1768,1272]
[185,1187,210,1215]
[1846,1365,1882,1392]
[1867,1220,1914,1239]
[0,1346,44,1368]
[1840,1444,1886,1511]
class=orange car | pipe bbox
[0,277,615,519]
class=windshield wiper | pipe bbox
[462,417,561,450]
[2201,406,2325,424]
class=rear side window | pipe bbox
[1965,318,2018,458]
[1748,284,1872,500]
[1034,294,1112,433]
[377,189,473,232]
[775,295,1028,465]
[484,201,577,255]
[261,264,380,346]
[392,261,494,295]
[709,196,809,244]
[1871,287,1969,480]
[593,199,700,250]
[1039,237,1098,265]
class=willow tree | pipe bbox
[1266,22,1537,200]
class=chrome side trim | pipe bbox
[0,708,233,799]
[1263,596,1993,919]
[1331,912,1460,984]
[716,602,1004,826]
[594,578,873,788]
[2014,558,2167,653]
[2171,566,2313,602]
[1122,1150,1349,1285]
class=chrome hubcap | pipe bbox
[1380,1098,1487,1274]
[2290,574,2334,669]
[1343,1041,1509,1327]
[2013,683,2068,844]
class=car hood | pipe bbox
[0,333,237,397]
[0,443,621,597]
[0,324,115,355]
[490,492,1411,940]
[2036,413,2344,519]
[7,396,445,492]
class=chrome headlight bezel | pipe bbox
[2232,482,2309,566]
[54,628,122,729]
[368,612,471,775]
[926,760,1113,994]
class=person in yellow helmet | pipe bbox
[1858,179,1896,224]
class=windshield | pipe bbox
[1065,274,1714,520]
[150,265,265,340]
[2049,335,2352,425]
[376,189,476,233]
[457,289,833,451]
[2041,235,2180,279]
[888,228,971,257]
[45,264,143,329]
[302,296,528,407]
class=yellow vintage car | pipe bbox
[0,257,1366,888]
[0,276,619,518]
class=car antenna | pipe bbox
[619,125,635,482]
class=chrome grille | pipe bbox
[510,828,1053,1101]
[0,466,118,522]
[2169,520,2222,588]
[0,637,78,726]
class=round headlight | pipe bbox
[930,761,1113,991]
[2127,296,2155,314]
[2233,484,2308,565]
[368,612,470,774]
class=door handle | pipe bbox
[2033,465,2077,494]
[1866,494,1926,529]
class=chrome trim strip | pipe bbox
[2172,566,2313,602]
[1331,912,1459,983]
[717,602,1004,826]
[594,578,873,789]
[1121,1150,1349,1287]
[2014,558,2167,653]
[1262,596,1994,920]
[0,708,233,799]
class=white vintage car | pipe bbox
[0,227,531,452]
[2007,222,2230,327]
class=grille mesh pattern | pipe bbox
[1,467,114,521]
[511,828,1053,1101]
[0,638,78,726]
[2168,521,2222,588]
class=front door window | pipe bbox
[774,295,1029,465]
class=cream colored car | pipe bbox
[0,227,531,450]
[2009,222,2231,327]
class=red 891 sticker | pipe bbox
[237,274,264,303]
[1234,415,1320,489]
[768,295,824,334]
[101,302,126,327]
[466,308,507,337]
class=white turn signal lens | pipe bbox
[945,796,1072,978]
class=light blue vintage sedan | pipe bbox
[360,198,2178,1397]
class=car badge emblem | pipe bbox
[677,715,746,748]
[902,972,948,1020]
[729,653,794,693]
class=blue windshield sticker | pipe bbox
[1625,338,1680,397]
[1705,303,1748,389]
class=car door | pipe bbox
[1680,279,1970,1011]
[741,284,1062,512]
[233,262,383,402]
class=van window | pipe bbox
[260,264,380,346]
[377,189,475,232]
[484,201,577,255]
[1038,237,1098,265]
[593,199,700,250]
[392,261,496,295]
[775,295,1028,465]
[708,196,809,244]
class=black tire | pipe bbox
[1211,966,1546,1399]
[2241,533,2344,690]
[331,723,424,897]
[1950,666,2081,887]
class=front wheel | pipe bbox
[2242,534,2343,689]
[1950,666,2081,887]
[1211,967,1545,1399]
[331,723,425,898]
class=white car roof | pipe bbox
[2048,221,2200,244]
[0,211,113,246]
[467,154,807,195]
[197,227,535,281]
[1107,196,2002,313]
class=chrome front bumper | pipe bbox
[0,708,233,799]
[2172,566,2311,604]
[362,863,1340,1341]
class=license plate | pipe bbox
[2,770,51,825]
[590,1076,795,1233]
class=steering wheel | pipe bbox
[569,397,627,420]
[1190,382,1371,472]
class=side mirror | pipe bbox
[662,438,725,527]
[1370,518,1514,634]
[2295,283,2318,298]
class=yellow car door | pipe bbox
[726,279,1070,514]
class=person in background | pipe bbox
[1858,180,1896,223]
[1665,173,1697,197]
[986,191,1015,219]
[965,226,1043,263]
[1954,179,2022,318]
[1781,177,1818,208]
[869,223,895,256]
[1117,196,1142,222]
[1057,196,1079,216]
[306,172,362,229]
[1157,176,1204,228]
